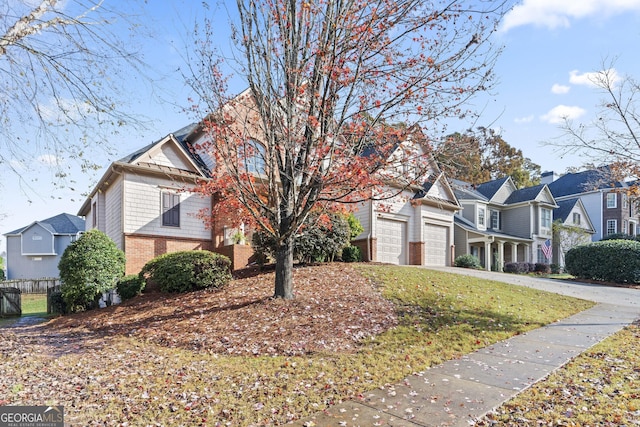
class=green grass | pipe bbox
[482,322,640,425]
[0,266,597,426]
[21,294,48,316]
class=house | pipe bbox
[78,123,254,275]
[544,168,640,241]
[3,213,85,279]
[552,198,595,267]
[451,177,558,271]
[351,133,461,267]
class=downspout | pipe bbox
[367,198,373,262]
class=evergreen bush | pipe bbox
[504,262,528,274]
[565,239,640,283]
[58,229,125,313]
[454,254,481,269]
[116,274,146,300]
[341,245,362,263]
[139,250,232,293]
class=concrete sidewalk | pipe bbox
[293,272,639,427]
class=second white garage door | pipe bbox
[424,223,449,266]
[376,218,407,265]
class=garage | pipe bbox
[376,218,407,264]
[424,223,449,266]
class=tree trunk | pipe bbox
[274,234,295,299]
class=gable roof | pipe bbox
[553,198,595,233]
[548,167,625,198]
[4,213,85,236]
[504,184,546,204]
[475,177,511,200]
[449,179,489,202]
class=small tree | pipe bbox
[58,229,125,313]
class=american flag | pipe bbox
[541,239,552,260]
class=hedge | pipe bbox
[139,250,232,293]
[565,239,640,283]
[454,254,481,269]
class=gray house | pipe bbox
[3,213,85,280]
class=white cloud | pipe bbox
[551,84,571,94]
[37,154,62,166]
[514,115,534,124]
[569,68,621,87]
[501,0,640,32]
[540,105,587,124]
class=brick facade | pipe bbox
[124,233,214,275]
[409,241,425,265]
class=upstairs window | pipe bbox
[572,212,581,225]
[606,193,617,209]
[490,210,500,230]
[541,208,552,229]
[478,208,485,227]
[243,139,266,175]
[162,192,180,227]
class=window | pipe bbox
[478,208,485,227]
[162,193,180,227]
[606,219,617,235]
[92,201,97,228]
[244,139,266,174]
[623,220,628,234]
[623,194,628,209]
[606,193,617,209]
[490,210,500,229]
[541,208,552,229]
[572,212,581,225]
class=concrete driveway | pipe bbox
[427,266,639,309]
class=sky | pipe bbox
[2,0,640,252]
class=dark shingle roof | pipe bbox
[475,177,510,200]
[5,213,85,235]
[504,184,545,204]
[449,179,488,201]
[554,198,579,222]
[547,167,623,198]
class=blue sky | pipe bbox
[2,0,640,251]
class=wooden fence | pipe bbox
[0,278,60,294]
[0,287,21,317]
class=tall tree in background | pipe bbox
[188,0,507,299]
[0,0,146,191]
[552,63,639,194]
[436,127,541,188]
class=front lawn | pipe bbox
[0,264,594,425]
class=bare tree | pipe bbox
[552,61,640,193]
[0,0,148,192]
[188,0,507,299]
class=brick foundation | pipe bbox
[124,234,213,275]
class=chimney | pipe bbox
[540,171,557,185]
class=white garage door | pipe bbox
[424,223,449,266]
[377,218,407,264]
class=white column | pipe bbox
[511,243,518,263]
[484,241,492,271]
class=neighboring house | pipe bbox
[351,132,461,267]
[3,213,85,280]
[78,123,254,275]
[451,177,558,271]
[544,167,640,241]
[552,198,595,267]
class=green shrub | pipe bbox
[534,263,551,274]
[346,213,364,240]
[58,229,125,313]
[341,245,362,263]
[48,290,66,315]
[565,239,640,283]
[139,250,232,293]
[116,275,146,300]
[504,262,528,274]
[550,263,562,274]
[454,254,481,269]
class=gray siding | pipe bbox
[502,205,531,238]
[6,234,65,280]
[20,223,55,255]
